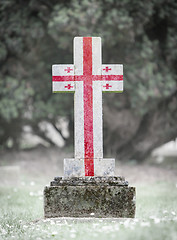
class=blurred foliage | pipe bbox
[0,0,176,159]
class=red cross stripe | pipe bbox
[65,84,73,89]
[103,83,112,89]
[53,75,123,82]
[65,67,73,73]
[103,66,111,72]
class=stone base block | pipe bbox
[44,177,136,218]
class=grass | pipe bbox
[0,178,177,240]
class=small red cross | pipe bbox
[103,66,111,72]
[65,84,73,89]
[65,67,73,73]
[103,83,112,89]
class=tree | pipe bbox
[0,0,176,161]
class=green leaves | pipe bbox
[0,0,176,150]
[0,42,7,62]
[0,77,34,121]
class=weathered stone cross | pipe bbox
[52,37,123,177]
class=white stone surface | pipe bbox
[102,64,123,75]
[102,64,123,92]
[53,81,75,92]
[52,64,74,92]
[94,158,115,176]
[52,64,74,76]
[74,37,83,76]
[92,38,103,159]
[64,158,85,178]
[102,81,123,92]
[92,37,101,75]
[74,81,84,158]
[74,37,84,158]
[93,80,103,158]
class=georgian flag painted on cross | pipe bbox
[52,37,123,177]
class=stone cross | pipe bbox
[52,37,123,177]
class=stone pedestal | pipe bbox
[44,177,136,218]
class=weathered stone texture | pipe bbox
[44,177,136,218]
[51,176,128,186]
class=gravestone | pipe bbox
[44,37,136,218]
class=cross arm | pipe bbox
[101,64,123,92]
[52,64,75,93]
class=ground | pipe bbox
[0,147,177,240]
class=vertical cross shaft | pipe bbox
[74,37,102,176]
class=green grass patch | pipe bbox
[0,181,177,240]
